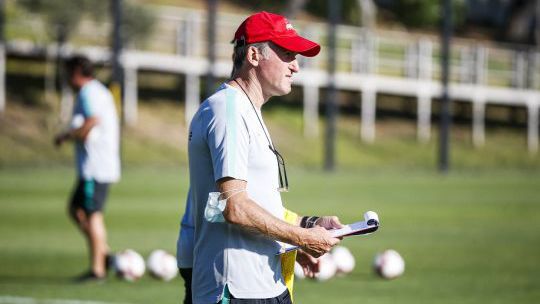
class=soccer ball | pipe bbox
[114,249,146,281]
[331,246,355,274]
[373,249,405,279]
[146,249,178,281]
[315,253,337,281]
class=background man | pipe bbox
[180,11,342,304]
[54,55,120,282]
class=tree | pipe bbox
[384,0,466,29]
[306,0,362,25]
[18,0,154,47]
[17,0,154,121]
[122,3,155,48]
[18,0,107,43]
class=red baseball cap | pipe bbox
[233,11,321,57]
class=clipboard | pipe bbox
[276,214,379,255]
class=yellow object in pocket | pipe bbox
[281,209,299,302]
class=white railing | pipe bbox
[8,6,538,90]
[3,5,540,153]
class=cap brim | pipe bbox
[271,35,321,57]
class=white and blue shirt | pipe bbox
[71,80,120,183]
[186,83,286,303]
[177,188,194,269]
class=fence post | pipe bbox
[357,29,376,142]
[176,20,187,56]
[351,34,361,74]
[527,100,539,154]
[513,51,526,89]
[300,27,319,138]
[459,46,472,83]
[191,12,201,58]
[405,42,417,78]
[474,45,486,85]
[417,38,432,142]
[123,65,138,126]
[361,80,376,143]
[44,45,57,109]
[527,50,539,89]
[303,85,319,138]
[470,46,488,147]
[354,29,374,75]
[417,88,431,142]
[299,27,318,69]
[472,93,486,147]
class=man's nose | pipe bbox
[289,59,299,73]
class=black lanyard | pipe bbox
[232,79,289,192]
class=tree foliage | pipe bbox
[225,0,466,29]
[122,3,154,47]
[389,0,466,29]
[305,0,362,25]
[17,0,154,45]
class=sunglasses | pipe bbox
[269,145,288,192]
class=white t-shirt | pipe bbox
[71,80,120,183]
[188,83,286,303]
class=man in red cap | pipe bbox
[177,11,342,304]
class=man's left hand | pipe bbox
[315,216,343,230]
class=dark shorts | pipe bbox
[179,268,193,304]
[218,287,292,304]
[182,268,292,304]
[70,179,110,215]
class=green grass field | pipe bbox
[1,166,539,304]
[1,94,540,303]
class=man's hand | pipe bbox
[315,216,344,230]
[53,117,99,148]
[296,249,319,278]
[54,133,68,147]
[299,226,340,258]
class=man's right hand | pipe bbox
[299,226,340,258]
[54,133,67,147]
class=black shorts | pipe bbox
[179,268,193,304]
[218,287,292,304]
[70,179,110,215]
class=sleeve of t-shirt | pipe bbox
[177,188,194,268]
[78,87,95,118]
[206,89,250,182]
[70,88,95,130]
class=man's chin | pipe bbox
[276,87,292,96]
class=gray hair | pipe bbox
[230,42,271,77]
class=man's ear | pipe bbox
[245,45,260,67]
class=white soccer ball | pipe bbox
[373,249,405,279]
[293,261,305,280]
[114,249,146,281]
[315,253,337,281]
[331,246,355,274]
[147,249,179,281]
